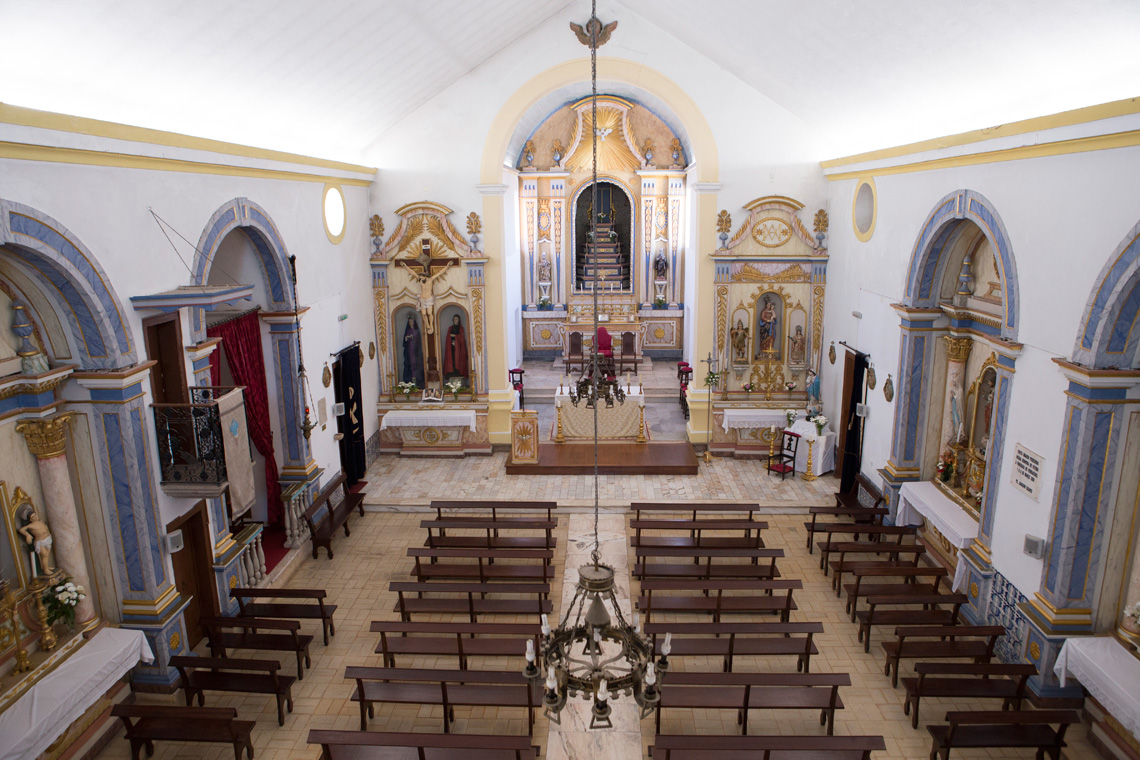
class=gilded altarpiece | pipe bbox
[371,202,491,456]
[518,96,688,357]
[707,197,829,457]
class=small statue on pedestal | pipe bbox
[18,505,54,580]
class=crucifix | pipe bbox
[398,238,458,384]
[754,347,785,401]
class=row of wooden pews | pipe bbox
[630,501,886,759]
[310,499,558,759]
[805,486,1080,760]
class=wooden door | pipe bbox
[837,351,856,460]
[143,313,189,404]
[167,502,216,648]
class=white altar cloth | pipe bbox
[1055,636,1140,738]
[555,388,644,440]
[0,627,153,760]
[898,481,980,591]
[380,409,477,432]
[721,408,801,432]
[789,420,837,476]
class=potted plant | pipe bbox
[653,296,667,310]
[396,381,417,402]
[43,577,85,631]
[445,377,464,401]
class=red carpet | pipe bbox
[261,525,289,573]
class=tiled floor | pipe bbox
[94,466,1103,759]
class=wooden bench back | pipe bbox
[640,578,801,592]
[644,622,824,636]
[231,587,326,600]
[408,547,554,560]
[111,704,245,742]
[653,734,885,759]
[389,581,549,595]
[308,730,537,758]
[303,471,348,527]
[170,655,280,674]
[201,615,301,632]
[370,621,540,635]
[431,500,557,520]
[346,666,529,684]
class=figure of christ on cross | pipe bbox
[398,257,455,334]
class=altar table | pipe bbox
[0,627,153,760]
[554,388,644,440]
[898,480,979,590]
[789,420,837,476]
[380,409,477,432]
[380,408,478,453]
[1055,636,1140,738]
[721,408,802,432]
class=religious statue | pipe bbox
[755,295,779,358]
[980,389,994,456]
[654,250,668,280]
[729,320,749,362]
[442,314,469,380]
[17,505,53,579]
[788,325,806,365]
[401,314,424,387]
[399,259,455,334]
[537,252,552,283]
[806,368,821,405]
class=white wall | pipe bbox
[823,129,1140,595]
[0,131,377,533]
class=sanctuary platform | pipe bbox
[505,441,698,475]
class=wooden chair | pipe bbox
[564,331,584,373]
[509,367,524,408]
[617,330,640,373]
[767,429,799,479]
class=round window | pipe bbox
[323,184,346,244]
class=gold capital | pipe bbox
[15,413,73,459]
[943,336,973,363]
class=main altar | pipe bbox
[553,387,646,441]
[699,196,831,460]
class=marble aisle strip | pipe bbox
[546,513,642,760]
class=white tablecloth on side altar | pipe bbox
[380,409,477,431]
[721,408,801,432]
[789,420,837,476]
[0,627,153,760]
[1055,636,1140,737]
[898,480,980,591]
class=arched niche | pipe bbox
[393,305,425,389]
[437,303,471,387]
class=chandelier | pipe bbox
[524,0,669,729]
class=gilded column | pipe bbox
[938,336,972,460]
[14,413,98,631]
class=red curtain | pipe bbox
[208,312,281,523]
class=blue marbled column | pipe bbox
[72,365,189,688]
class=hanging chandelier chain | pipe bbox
[589,0,601,568]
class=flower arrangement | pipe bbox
[742,382,755,393]
[784,408,797,427]
[813,415,828,435]
[538,296,552,309]
[936,459,954,483]
[784,381,796,392]
[653,296,667,309]
[1123,601,1140,633]
[704,371,721,388]
[445,377,464,399]
[43,578,85,629]
[396,381,417,399]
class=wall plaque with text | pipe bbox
[1012,443,1044,501]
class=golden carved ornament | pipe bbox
[828,342,836,365]
[654,328,666,340]
[944,336,973,363]
[883,374,895,403]
[466,212,482,236]
[228,575,237,589]
[731,263,809,283]
[369,214,384,239]
[322,364,332,388]
[969,582,979,599]
[169,631,181,652]
[812,285,825,353]
[540,329,552,341]
[15,413,73,459]
[866,366,877,390]
[813,209,829,235]
[750,217,793,248]
[716,210,732,235]
[1028,641,1041,661]
[369,342,376,360]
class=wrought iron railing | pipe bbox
[152,400,226,485]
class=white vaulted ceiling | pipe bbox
[2,0,1139,164]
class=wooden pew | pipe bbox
[882,625,1005,687]
[631,502,762,521]
[804,505,889,551]
[408,547,554,583]
[651,734,886,760]
[812,524,917,564]
[308,730,539,760]
[422,518,557,551]
[630,518,768,550]
[656,672,850,735]
[171,655,295,726]
[370,621,540,668]
[345,667,538,734]
[202,616,313,680]
[303,471,365,560]
[854,593,967,652]
[111,704,254,760]
[390,581,551,624]
[902,662,1037,728]
[633,546,783,581]
[927,710,1080,760]
[231,586,337,645]
[824,541,927,587]
[842,565,949,619]
[833,473,887,512]
[644,621,823,673]
[429,500,557,522]
[637,579,801,623]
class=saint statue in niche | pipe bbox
[399,259,455,334]
[754,294,780,359]
[788,325,806,365]
[729,320,749,362]
[442,314,469,381]
[654,250,668,280]
[537,252,552,283]
[17,504,53,580]
[401,313,424,387]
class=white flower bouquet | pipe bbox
[1124,600,1140,630]
[445,377,464,398]
[396,380,417,398]
[784,408,797,427]
[43,578,86,628]
[814,415,828,435]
